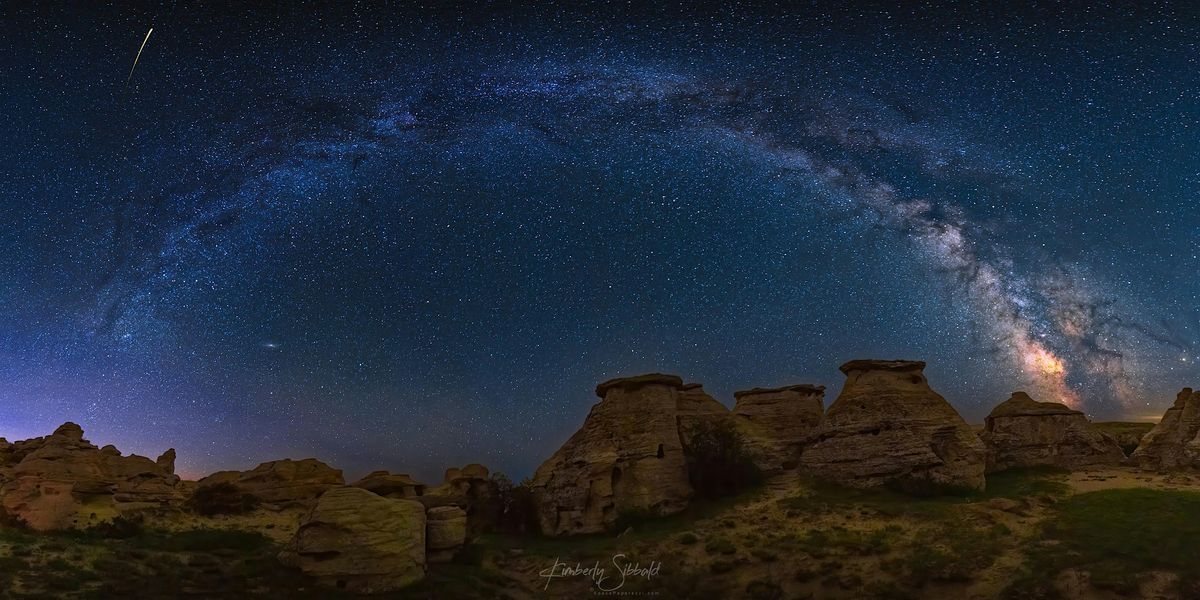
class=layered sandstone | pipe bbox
[196,458,343,506]
[980,392,1123,471]
[530,373,693,535]
[352,471,426,499]
[279,486,426,593]
[1131,388,1200,470]
[799,360,986,491]
[0,423,180,531]
[731,384,824,474]
[426,506,468,563]
[675,383,730,447]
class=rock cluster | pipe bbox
[530,373,694,536]
[279,486,426,593]
[351,471,426,499]
[1131,388,1200,470]
[799,360,986,491]
[425,506,467,563]
[420,463,497,536]
[0,423,180,531]
[197,458,344,507]
[731,384,824,474]
[980,392,1123,472]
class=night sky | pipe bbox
[2,2,1198,482]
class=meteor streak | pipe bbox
[126,28,154,84]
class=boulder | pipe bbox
[530,373,693,535]
[675,383,730,447]
[425,506,467,563]
[731,384,824,474]
[351,471,426,499]
[0,423,179,530]
[197,458,343,506]
[980,392,1124,471]
[1131,388,1200,470]
[799,360,986,492]
[279,486,426,593]
[156,449,177,474]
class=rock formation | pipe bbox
[279,486,426,593]
[1131,388,1200,470]
[530,373,693,536]
[419,464,498,537]
[425,506,467,563]
[675,383,730,447]
[0,422,180,531]
[352,471,426,499]
[196,458,343,506]
[980,392,1124,471]
[799,360,986,492]
[731,384,824,474]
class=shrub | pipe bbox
[683,420,762,499]
[187,483,260,516]
[676,532,698,545]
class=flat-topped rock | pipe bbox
[352,471,426,499]
[731,384,825,474]
[839,359,926,374]
[594,373,684,398]
[981,392,1123,472]
[1131,388,1200,470]
[800,360,986,492]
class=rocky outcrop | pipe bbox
[279,486,426,593]
[981,392,1123,471]
[731,384,824,474]
[530,373,693,536]
[197,458,343,506]
[425,506,467,563]
[419,464,498,537]
[800,360,986,492]
[1131,388,1200,470]
[352,471,426,499]
[675,383,730,447]
[0,423,180,531]
[156,449,177,475]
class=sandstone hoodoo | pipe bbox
[279,486,427,593]
[731,384,824,474]
[0,422,180,531]
[196,458,344,507]
[1131,387,1200,470]
[799,360,986,492]
[675,383,730,447]
[980,392,1124,471]
[530,373,693,536]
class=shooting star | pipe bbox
[126,27,154,84]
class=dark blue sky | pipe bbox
[2,2,1197,481]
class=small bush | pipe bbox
[746,579,784,600]
[187,483,260,516]
[676,531,698,545]
[704,537,736,555]
[684,420,763,499]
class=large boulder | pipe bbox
[799,360,986,492]
[731,384,824,474]
[279,486,426,593]
[0,423,180,531]
[981,392,1124,471]
[530,373,693,536]
[196,458,343,506]
[1131,388,1200,470]
[425,506,467,563]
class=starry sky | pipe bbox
[2,2,1198,482]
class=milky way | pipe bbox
[2,3,1198,480]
